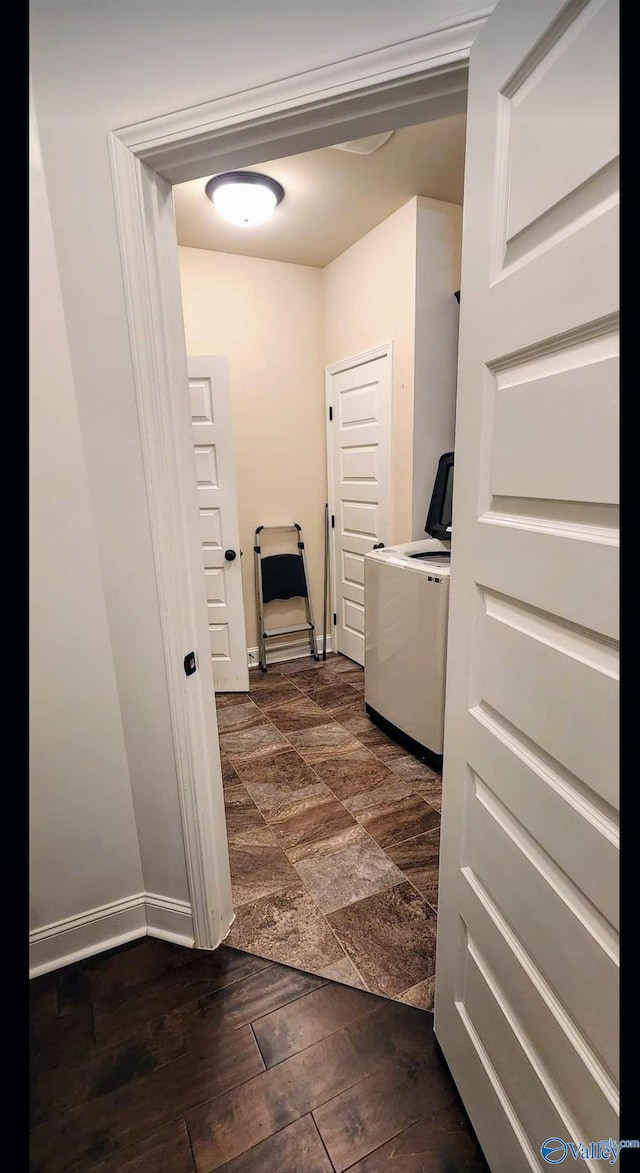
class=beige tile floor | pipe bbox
[218,653,442,1009]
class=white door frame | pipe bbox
[107,10,490,949]
[325,343,393,661]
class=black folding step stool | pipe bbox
[254,523,319,673]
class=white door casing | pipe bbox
[326,345,392,666]
[187,356,249,692]
[434,2,619,1171]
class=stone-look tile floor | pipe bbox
[218,653,442,1011]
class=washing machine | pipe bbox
[364,452,453,769]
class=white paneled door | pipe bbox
[187,356,249,692]
[326,346,392,665]
[435,1,619,1170]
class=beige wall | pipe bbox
[29,90,145,940]
[178,247,326,653]
[323,199,419,543]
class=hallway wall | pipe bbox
[29,89,146,968]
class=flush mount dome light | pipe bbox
[205,171,285,226]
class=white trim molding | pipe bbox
[144,894,195,948]
[29,895,147,978]
[29,893,195,977]
[106,11,486,949]
[116,7,493,182]
[325,341,395,377]
[108,143,234,954]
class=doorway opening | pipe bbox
[173,113,464,1007]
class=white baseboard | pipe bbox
[29,894,147,978]
[247,634,332,668]
[145,893,195,948]
[29,892,195,977]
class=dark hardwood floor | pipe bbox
[29,937,489,1172]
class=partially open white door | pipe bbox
[188,356,249,692]
[326,345,392,666]
[434,1,619,1169]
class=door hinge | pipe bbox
[328,405,333,421]
[183,651,197,676]
[331,514,335,528]
[333,612,337,626]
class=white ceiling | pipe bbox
[174,114,466,269]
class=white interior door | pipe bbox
[434,1,619,1169]
[326,346,392,666]
[188,356,249,692]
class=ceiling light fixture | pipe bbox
[205,171,285,227]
